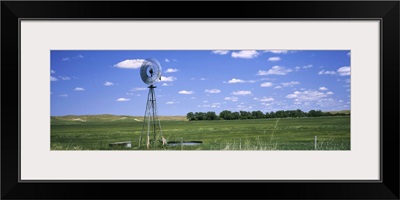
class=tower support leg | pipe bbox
[139,85,165,149]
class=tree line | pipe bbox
[186,109,349,121]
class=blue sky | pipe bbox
[51,50,351,116]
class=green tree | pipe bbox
[275,110,287,118]
[206,111,217,120]
[240,110,251,119]
[295,109,304,118]
[232,112,240,120]
[195,112,206,120]
[219,110,232,120]
[254,110,264,119]
[186,112,195,121]
[269,111,276,118]
[315,110,323,117]
[308,110,316,117]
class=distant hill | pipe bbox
[51,110,350,123]
[326,110,351,115]
[51,114,187,122]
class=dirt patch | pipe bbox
[72,118,86,122]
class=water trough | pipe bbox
[109,141,131,148]
[167,141,203,146]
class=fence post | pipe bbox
[314,136,317,150]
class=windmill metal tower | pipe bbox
[139,58,166,148]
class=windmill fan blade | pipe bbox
[140,58,162,85]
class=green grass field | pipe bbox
[51,115,350,150]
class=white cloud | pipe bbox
[225,78,255,84]
[274,86,283,89]
[231,50,260,59]
[281,81,300,87]
[165,68,179,73]
[205,89,221,94]
[200,78,207,81]
[62,55,83,61]
[113,59,145,69]
[50,76,58,81]
[314,97,347,109]
[211,103,221,108]
[236,103,253,111]
[59,94,68,97]
[227,78,245,83]
[165,58,170,62]
[255,97,274,102]
[51,70,56,74]
[199,102,221,108]
[160,76,177,82]
[74,87,85,91]
[286,90,327,101]
[319,87,328,91]
[256,70,268,75]
[261,97,274,102]
[212,50,230,55]
[178,90,194,95]
[327,91,334,95]
[232,90,252,96]
[59,76,71,80]
[261,102,274,106]
[265,50,288,54]
[166,101,175,104]
[104,81,114,86]
[294,65,312,71]
[318,70,336,75]
[257,66,292,75]
[116,98,130,102]
[162,83,172,86]
[224,96,238,102]
[268,57,281,61]
[131,87,147,91]
[260,82,273,87]
[337,66,351,76]
[286,93,298,98]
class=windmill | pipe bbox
[139,58,166,148]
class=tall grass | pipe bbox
[214,137,279,150]
[51,116,350,150]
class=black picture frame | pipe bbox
[2,1,399,199]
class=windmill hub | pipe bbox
[147,68,154,77]
[139,58,166,149]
